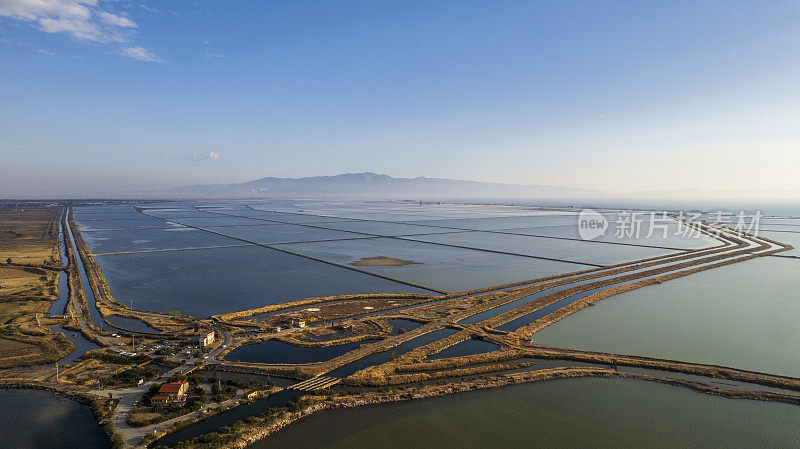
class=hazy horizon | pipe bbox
[2,1,799,198]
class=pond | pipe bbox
[0,389,110,449]
[248,377,800,449]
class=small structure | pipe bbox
[152,380,189,404]
[198,330,215,347]
[150,393,170,404]
[244,389,260,400]
[291,318,306,328]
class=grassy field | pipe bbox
[0,206,73,368]
[0,207,60,266]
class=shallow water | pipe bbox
[95,245,432,317]
[427,339,500,360]
[152,389,302,448]
[533,256,800,377]
[500,222,719,249]
[388,319,423,334]
[66,221,105,327]
[75,216,174,231]
[48,220,70,316]
[305,220,459,236]
[278,238,589,291]
[326,328,459,378]
[400,214,590,230]
[82,227,241,254]
[225,339,380,364]
[0,389,110,449]
[248,377,800,449]
[51,326,100,365]
[759,230,800,256]
[407,231,673,265]
[202,223,366,244]
[105,315,160,333]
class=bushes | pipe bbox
[127,399,204,427]
[107,365,159,387]
[168,372,188,383]
[92,351,150,365]
[287,396,314,412]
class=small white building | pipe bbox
[291,318,306,328]
[198,330,215,347]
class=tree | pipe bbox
[5,258,11,264]
[168,372,187,383]
[110,433,124,449]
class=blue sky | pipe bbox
[1,1,799,197]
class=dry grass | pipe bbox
[0,266,58,305]
[0,207,75,368]
[0,337,38,356]
[0,208,60,265]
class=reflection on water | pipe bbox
[153,389,302,448]
[225,339,380,364]
[51,326,100,365]
[105,315,160,333]
[0,389,110,449]
[327,328,459,378]
[427,339,500,360]
[388,319,423,335]
[48,220,69,316]
[249,377,800,449]
[95,245,430,317]
[534,257,800,377]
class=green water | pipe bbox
[534,256,800,377]
[250,377,800,448]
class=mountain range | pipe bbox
[144,172,800,200]
[153,172,607,198]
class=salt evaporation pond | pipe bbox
[533,256,800,377]
[249,377,800,449]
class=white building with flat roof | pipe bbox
[199,330,215,347]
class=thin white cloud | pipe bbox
[138,4,160,14]
[182,150,222,162]
[0,0,137,42]
[37,49,56,55]
[97,11,135,28]
[119,46,164,62]
[205,52,224,59]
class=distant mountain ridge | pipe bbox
[155,172,607,198]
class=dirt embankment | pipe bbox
[480,238,768,332]
[214,363,800,449]
[69,213,192,334]
[214,293,435,323]
[519,346,800,392]
[440,237,739,328]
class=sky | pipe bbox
[1,0,799,198]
